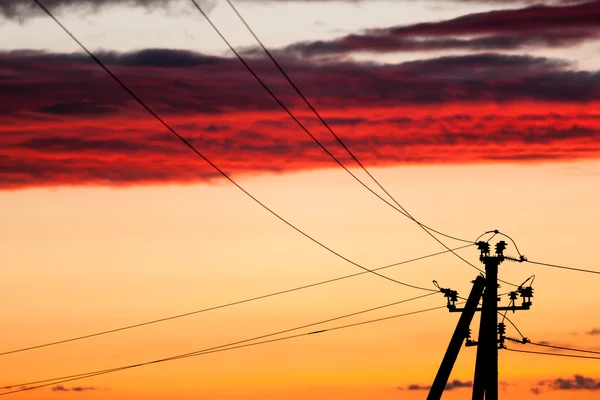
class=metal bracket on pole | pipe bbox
[427,275,485,400]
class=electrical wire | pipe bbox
[502,314,526,341]
[33,0,438,294]
[504,347,600,360]
[474,230,496,242]
[215,0,493,282]
[2,292,436,389]
[528,341,600,356]
[494,231,524,258]
[221,0,472,246]
[524,260,600,275]
[1,301,447,395]
[0,244,473,357]
[503,320,600,358]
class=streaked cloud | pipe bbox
[0,0,214,20]
[51,385,98,392]
[272,0,600,57]
[532,375,600,394]
[400,379,473,391]
[2,47,598,189]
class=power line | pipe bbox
[524,260,600,275]
[529,341,600,356]
[217,0,494,279]
[0,244,472,357]
[503,320,600,357]
[504,347,600,360]
[222,0,472,246]
[2,293,436,388]
[494,231,524,258]
[1,300,447,395]
[33,0,437,294]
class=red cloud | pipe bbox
[1,49,599,189]
[277,0,600,57]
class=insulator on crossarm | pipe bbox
[477,241,491,255]
[518,286,533,307]
[495,241,507,256]
[497,323,506,335]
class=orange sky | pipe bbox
[2,0,600,398]
[2,161,600,399]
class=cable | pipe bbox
[222,1,472,246]
[528,341,600,356]
[1,300,446,394]
[495,231,524,258]
[217,0,495,284]
[2,292,436,389]
[474,230,495,243]
[504,347,600,360]
[524,260,600,275]
[33,0,438,294]
[502,320,600,357]
[0,244,473,357]
[502,314,526,341]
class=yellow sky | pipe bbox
[2,161,600,399]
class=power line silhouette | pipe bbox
[190,0,493,282]
[0,244,473,357]
[32,0,438,304]
[1,299,447,395]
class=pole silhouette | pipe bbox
[429,241,533,399]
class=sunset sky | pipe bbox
[1,0,600,398]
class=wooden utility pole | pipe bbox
[472,241,505,400]
[427,276,485,400]
[427,240,533,400]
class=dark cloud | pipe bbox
[2,49,599,122]
[532,375,600,394]
[2,0,588,20]
[587,328,600,335]
[276,0,600,57]
[1,48,600,189]
[0,0,195,20]
[51,385,97,392]
[402,380,472,391]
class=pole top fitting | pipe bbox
[477,241,490,255]
[495,241,507,256]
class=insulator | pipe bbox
[519,286,534,299]
[509,291,518,301]
[477,241,490,254]
[450,290,458,303]
[497,323,506,335]
[495,240,507,255]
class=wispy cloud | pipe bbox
[0,0,216,20]
[2,48,599,189]
[532,375,600,394]
[400,380,472,391]
[51,385,98,392]
[271,1,600,58]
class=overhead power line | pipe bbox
[504,347,600,360]
[0,244,472,357]
[189,0,503,283]
[221,0,471,246]
[502,321,600,359]
[524,260,600,275]
[1,299,447,395]
[528,341,600,356]
[33,0,438,295]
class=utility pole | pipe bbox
[428,240,533,400]
[472,241,505,400]
[427,275,485,400]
